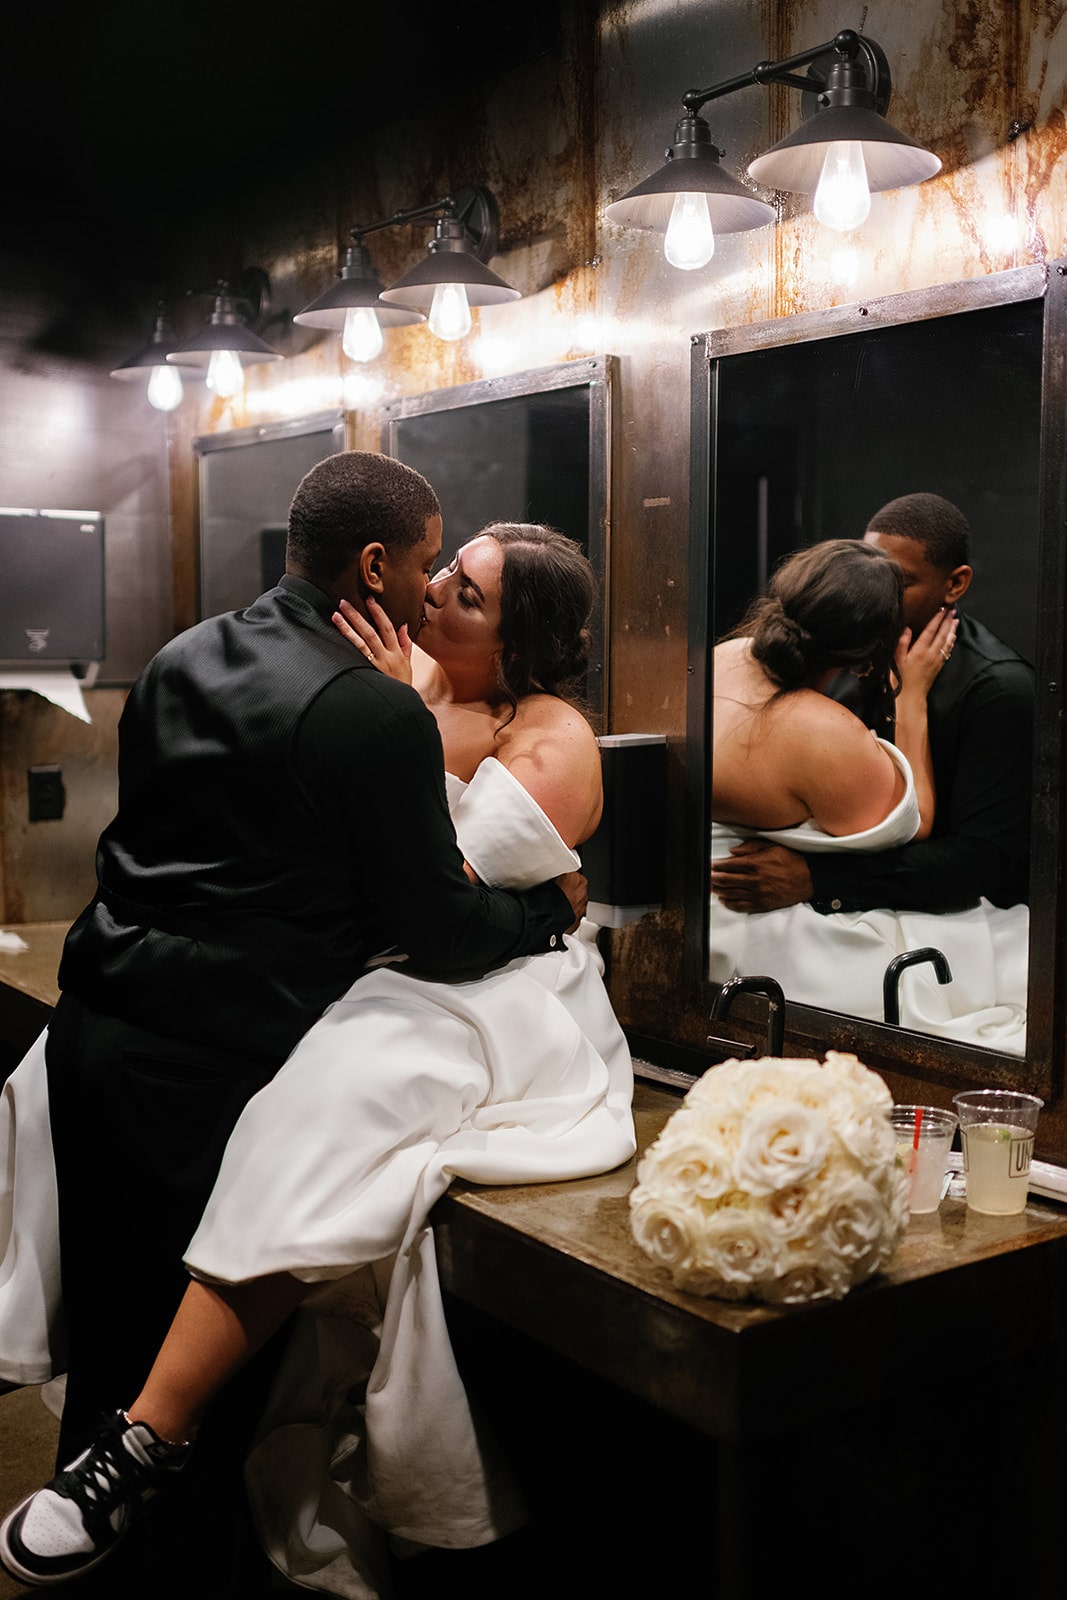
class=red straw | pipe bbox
[913,1107,924,1149]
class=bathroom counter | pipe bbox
[434,1081,1067,1434]
[432,1080,1067,1595]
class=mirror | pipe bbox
[196,412,345,619]
[685,264,1066,1097]
[383,357,614,721]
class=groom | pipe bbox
[711,492,1034,916]
[3,451,585,1595]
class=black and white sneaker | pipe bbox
[0,1409,189,1586]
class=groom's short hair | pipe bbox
[865,492,971,572]
[286,451,440,586]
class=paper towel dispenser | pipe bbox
[0,509,105,671]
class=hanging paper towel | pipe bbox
[0,670,90,723]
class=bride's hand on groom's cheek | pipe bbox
[896,607,958,699]
[332,597,413,685]
[710,842,812,913]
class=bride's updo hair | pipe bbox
[735,539,904,699]
[481,523,594,710]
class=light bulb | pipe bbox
[341,306,385,363]
[206,348,245,397]
[428,282,472,342]
[664,191,715,271]
[146,364,184,411]
[813,142,871,233]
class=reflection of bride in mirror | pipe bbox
[709,539,1029,1053]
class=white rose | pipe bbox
[636,1122,735,1204]
[682,1102,744,1152]
[674,1263,752,1301]
[629,1190,699,1274]
[763,1182,823,1241]
[684,1059,752,1109]
[734,1102,831,1195]
[691,1203,780,1285]
[790,1069,849,1115]
[818,1173,894,1280]
[758,1256,851,1305]
[821,1051,893,1110]
[831,1103,898,1173]
[731,1060,821,1115]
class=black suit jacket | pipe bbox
[59,576,572,1062]
[808,612,1033,913]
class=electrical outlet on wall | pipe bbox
[28,766,65,822]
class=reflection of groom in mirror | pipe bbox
[711,493,1034,915]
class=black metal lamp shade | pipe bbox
[748,49,940,194]
[167,288,282,367]
[605,117,775,234]
[748,101,941,193]
[379,220,521,310]
[110,311,199,378]
[293,244,424,330]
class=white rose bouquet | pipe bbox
[629,1052,909,1305]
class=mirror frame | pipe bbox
[684,263,1067,1100]
[382,356,614,723]
[194,410,346,622]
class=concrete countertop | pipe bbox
[434,1081,1067,1437]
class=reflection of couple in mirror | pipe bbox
[709,494,1033,1053]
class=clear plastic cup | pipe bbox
[952,1089,1043,1216]
[890,1105,958,1214]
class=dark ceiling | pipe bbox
[2,0,565,345]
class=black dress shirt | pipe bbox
[808,612,1033,913]
[59,576,572,1062]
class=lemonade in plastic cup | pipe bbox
[952,1089,1043,1216]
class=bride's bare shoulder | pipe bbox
[494,694,603,844]
[496,694,601,779]
[782,694,902,833]
[504,691,595,740]
[787,685,867,728]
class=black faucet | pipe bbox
[882,947,953,1025]
[711,974,786,1057]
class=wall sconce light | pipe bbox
[379,189,520,340]
[294,187,520,356]
[605,28,941,266]
[109,306,199,411]
[168,270,282,395]
[293,239,424,363]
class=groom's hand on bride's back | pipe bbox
[710,841,812,913]
[555,870,588,931]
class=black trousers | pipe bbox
[45,993,289,1597]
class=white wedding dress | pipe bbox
[0,757,636,1598]
[710,739,1029,1053]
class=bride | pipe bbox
[0,523,635,1596]
[709,539,1027,1050]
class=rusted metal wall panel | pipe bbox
[160,0,1067,1071]
[593,0,1067,1058]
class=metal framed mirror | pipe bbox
[684,263,1067,1100]
[195,411,346,620]
[382,356,615,722]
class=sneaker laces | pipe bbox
[53,1422,157,1538]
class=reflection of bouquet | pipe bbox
[629,1053,908,1305]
